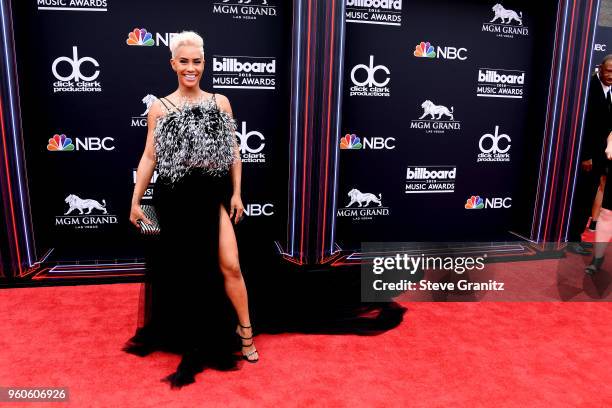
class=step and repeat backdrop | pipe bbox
[12,0,568,262]
[12,0,291,261]
[336,0,559,246]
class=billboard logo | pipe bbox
[56,194,118,229]
[212,56,276,90]
[47,134,115,152]
[337,187,390,221]
[213,0,277,20]
[477,69,525,98]
[236,121,266,163]
[482,4,528,38]
[349,55,390,97]
[345,0,402,27]
[47,134,75,151]
[478,126,511,162]
[465,195,512,209]
[131,94,157,127]
[51,46,102,93]
[38,0,107,11]
[410,100,461,134]
[340,134,395,150]
[405,166,456,193]
[413,42,468,61]
[126,28,155,46]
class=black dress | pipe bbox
[123,94,240,385]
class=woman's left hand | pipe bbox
[230,194,245,224]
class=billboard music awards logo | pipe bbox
[477,68,525,98]
[55,194,118,229]
[51,46,102,93]
[236,121,266,163]
[213,0,277,20]
[482,4,529,38]
[37,0,107,11]
[405,166,456,193]
[212,56,276,90]
[413,42,468,61]
[478,126,511,162]
[125,28,178,47]
[465,195,512,209]
[336,188,390,221]
[133,169,158,200]
[345,0,403,26]
[349,55,390,97]
[340,134,396,150]
[47,134,115,151]
[131,94,157,127]
[410,100,461,134]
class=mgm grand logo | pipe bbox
[482,4,529,38]
[336,188,390,221]
[55,194,118,229]
[410,100,461,134]
[213,0,277,20]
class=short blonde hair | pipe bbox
[169,31,204,58]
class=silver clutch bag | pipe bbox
[138,204,160,236]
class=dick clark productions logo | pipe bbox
[51,46,102,93]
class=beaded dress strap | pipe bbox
[157,97,170,110]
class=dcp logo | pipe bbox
[479,126,511,154]
[236,121,265,154]
[52,46,100,82]
[350,55,390,88]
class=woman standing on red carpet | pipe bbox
[124,30,259,388]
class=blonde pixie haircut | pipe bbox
[169,31,204,58]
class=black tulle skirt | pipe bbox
[124,169,239,371]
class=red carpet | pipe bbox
[1,282,611,407]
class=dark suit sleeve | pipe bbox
[580,78,598,162]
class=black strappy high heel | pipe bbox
[585,256,604,275]
[236,323,259,363]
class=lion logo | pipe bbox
[346,189,382,208]
[490,4,523,25]
[64,194,107,215]
[419,100,454,121]
[141,94,157,116]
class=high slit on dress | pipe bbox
[125,170,238,367]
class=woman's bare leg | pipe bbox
[218,204,258,361]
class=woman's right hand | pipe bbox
[130,204,151,229]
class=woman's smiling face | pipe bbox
[171,45,204,89]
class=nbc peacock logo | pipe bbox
[126,28,155,46]
[465,195,484,209]
[47,134,75,152]
[414,42,436,58]
[340,134,362,150]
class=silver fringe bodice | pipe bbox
[154,98,237,184]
